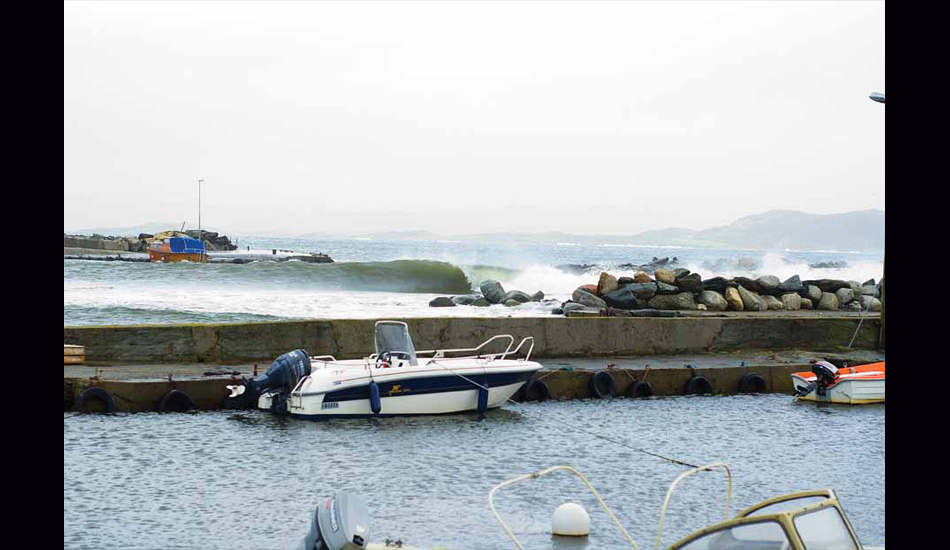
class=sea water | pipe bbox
[63,395,885,550]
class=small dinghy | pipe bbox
[229,320,542,419]
[792,361,885,404]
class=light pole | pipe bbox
[869,93,884,349]
[198,179,205,259]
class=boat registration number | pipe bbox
[321,402,339,410]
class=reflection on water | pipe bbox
[64,395,884,550]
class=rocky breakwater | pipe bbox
[428,280,555,309]
[554,269,883,317]
[64,231,239,254]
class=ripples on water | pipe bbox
[63,395,884,550]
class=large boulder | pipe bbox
[473,297,492,307]
[804,279,850,293]
[654,268,676,285]
[702,277,737,293]
[504,290,532,304]
[724,287,744,311]
[602,287,641,310]
[429,297,456,307]
[835,288,855,305]
[562,302,599,314]
[737,285,765,311]
[479,280,506,304]
[617,277,635,286]
[756,275,781,296]
[648,292,697,310]
[673,268,691,279]
[531,291,545,302]
[859,285,879,297]
[781,293,802,311]
[655,281,679,295]
[778,275,803,294]
[598,272,619,295]
[734,277,758,292]
[578,284,599,296]
[804,284,822,303]
[633,272,653,283]
[572,289,607,310]
[624,282,658,301]
[817,292,839,311]
[675,272,703,293]
[800,297,813,310]
[761,295,784,311]
[451,295,479,305]
[697,290,728,311]
[858,295,882,312]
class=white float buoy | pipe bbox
[552,502,590,536]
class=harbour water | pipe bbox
[64,237,885,326]
[63,395,885,550]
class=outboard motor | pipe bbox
[793,360,840,398]
[300,492,371,550]
[240,349,311,412]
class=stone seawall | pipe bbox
[64,315,881,364]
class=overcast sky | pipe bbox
[64,1,885,237]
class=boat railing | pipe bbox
[507,336,535,361]
[656,462,733,550]
[415,334,518,361]
[310,355,337,362]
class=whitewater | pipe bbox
[64,237,884,325]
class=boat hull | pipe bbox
[148,249,208,263]
[262,360,541,419]
[791,362,885,404]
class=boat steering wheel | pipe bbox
[377,351,411,368]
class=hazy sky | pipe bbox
[64,1,885,236]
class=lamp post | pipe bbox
[869,93,884,349]
[198,178,205,259]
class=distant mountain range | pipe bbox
[299,209,885,252]
[68,209,885,253]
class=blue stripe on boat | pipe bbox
[322,371,534,403]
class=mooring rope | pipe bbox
[426,360,701,469]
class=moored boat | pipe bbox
[147,234,208,263]
[792,361,885,404]
[229,320,542,419]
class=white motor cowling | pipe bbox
[300,492,371,550]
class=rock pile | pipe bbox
[556,270,882,316]
[429,279,550,308]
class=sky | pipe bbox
[64,1,885,237]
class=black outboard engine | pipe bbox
[242,349,311,413]
[300,492,371,550]
[793,360,840,397]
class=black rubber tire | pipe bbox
[626,381,654,398]
[521,379,550,403]
[76,387,117,413]
[738,373,767,394]
[157,389,196,413]
[684,376,713,395]
[589,371,618,399]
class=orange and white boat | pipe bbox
[792,361,885,404]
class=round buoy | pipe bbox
[738,373,767,394]
[521,379,550,402]
[588,371,617,399]
[684,376,713,395]
[76,387,117,413]
[626,381,654,398]
[552,503,590,537]
[157,389,196,413]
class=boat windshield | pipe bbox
[677,520,791,549]
[374,322,418,366]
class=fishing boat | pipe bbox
[229,320,542,419]
[791,361,885,404]
[147,233,208,263]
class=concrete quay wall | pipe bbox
[64,316,881,365]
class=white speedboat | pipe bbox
[792,361,885,404]
[230,321,542,419]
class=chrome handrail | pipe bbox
[505,337,535,361]
[416,334,516,361]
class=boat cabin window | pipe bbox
[375,322,418,366]
[679,520,791,550]
[793,507,857,550]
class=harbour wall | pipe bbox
[64,315,880,364]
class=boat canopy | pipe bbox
[169,237,207,254]
[374,321,418,366]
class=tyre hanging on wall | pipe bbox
[588,371,617,399]
[738,373,767,394]
[521,379,550,402]
[76,387,117,413]
[626,381,654,398]
[684,376,713,395]
[157,389,196,413]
